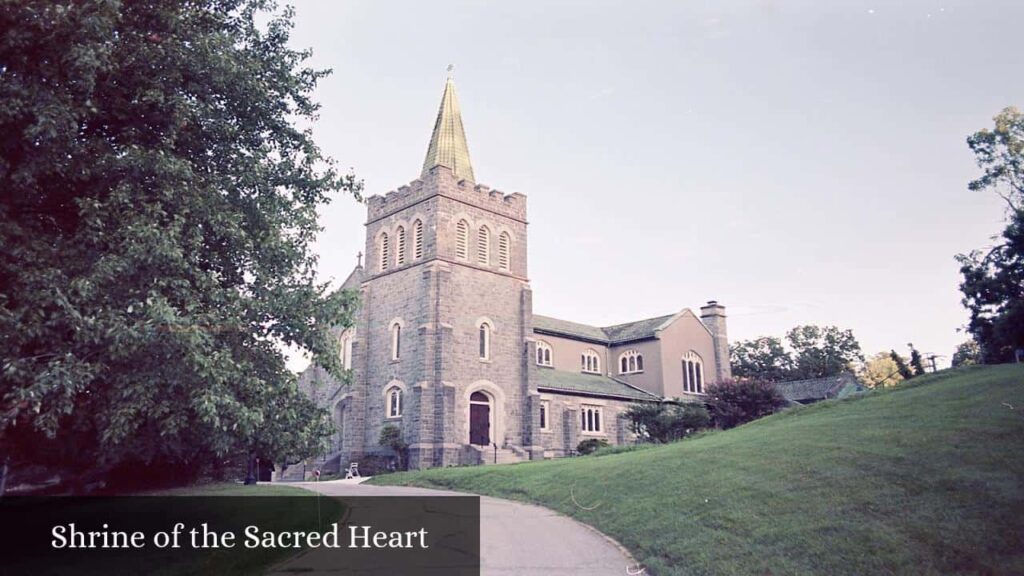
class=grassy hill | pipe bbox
[371,365,1024,575]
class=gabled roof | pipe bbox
[339,265,365,291]
[775,373,864,404]
[421,73,475,183]
[533,312,685,345]
[602,314,677,344]
[536,369,662,401]
[533,315,610,343]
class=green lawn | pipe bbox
[372,364,1024,575]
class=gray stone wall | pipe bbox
[534,392,638,457]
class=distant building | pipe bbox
[297,74,731,471]
[775,373,864,405]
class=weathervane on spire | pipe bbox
[446,64,454,78]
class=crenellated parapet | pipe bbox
[367,166,526,223]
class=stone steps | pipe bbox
[475,447,526,466]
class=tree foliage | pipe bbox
[705,378,786,429]
[0,0,360,489]
[859,352,905,389]
[622,402,710,444]
[730,337,792,381]
[378,425,408,471]
[730,325,863,382]
[956,107,1024,363]
[786,325,864,380]
[890,350,914,380]
[952,339,981,367]
[908,344,927,376]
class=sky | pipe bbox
[281,0,1022,372]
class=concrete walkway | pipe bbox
[269,479,638,576]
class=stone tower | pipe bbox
[344,73,533,469]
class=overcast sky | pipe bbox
[282,0,1022,372]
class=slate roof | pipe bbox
[603,314,676,343]
[533,315,610,343]
[536,368,662,401]
[775,373,864,404]
[533,313,680,344]
[339,265,366,291]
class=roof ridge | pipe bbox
[608,375,664,399]
[600,312,676,331]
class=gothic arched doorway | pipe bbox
[469,391,491,446]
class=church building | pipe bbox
[297,74,731,471]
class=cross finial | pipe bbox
[446,64,454,78]
[357,251,363,267]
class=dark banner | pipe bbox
[0,495,480,576]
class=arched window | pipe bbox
[479,322,491,360]
[456,219,469,260]
[498,232,511,271]
[390,321,402,361]
[477,225,490,265]
[581,349,601,374]
[396,226,406,265]
[682,351,705,394]
[379,232,390,271]
[581,405,603,433]
[536,341,553,367]
[386,385,403,418]
[618,350,644,375]
[413,219,424,260]
[340,331,354,370]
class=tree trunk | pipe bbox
[244,450,257,485]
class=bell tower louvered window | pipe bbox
[379,232,390,271]
[498,232,510,271]
[456,219,469,260]
[396,226,406,266]
[413,219,424,260]
[477,225,490,265]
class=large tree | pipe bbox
[956,107,1024,363]
[859,352,905,389]
[0,1,360,490]
[730,325,863,381]
[730,336,793,381]
[785,325,864,380]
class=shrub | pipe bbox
[706,378,786,429]
[576,438,609,455]
[378,425,408,471]
[622,402,710,443]
[355,454,397,476]
[591,443,658,457]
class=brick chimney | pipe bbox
[700,301,731,382]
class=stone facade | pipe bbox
[297,76,731,471]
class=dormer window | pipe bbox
[619,350,644,374]
[581,349,601,374]
[536,341,553,367]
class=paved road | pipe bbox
[268,479,637,576]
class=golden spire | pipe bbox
[421,66,475,182]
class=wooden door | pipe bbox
[470,403,490,445]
